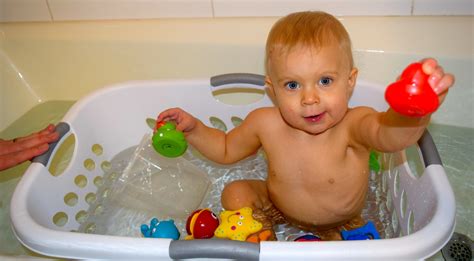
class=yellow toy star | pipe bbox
[214,207,263,241]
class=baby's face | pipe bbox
[266,45,357,134]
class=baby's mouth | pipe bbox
[304,112,325,123]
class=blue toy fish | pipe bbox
[141,218,180,240]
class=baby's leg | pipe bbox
[221,180,284,241]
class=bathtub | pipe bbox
[0,16,472,259]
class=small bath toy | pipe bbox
[369,151,381,173]
[152,121,188,158]
[141,218,180,240]
[293,233,322,242]
[246,229,272,243]
[185,209,220,240]
[385,62,439,117]
[341,221,380,240]
[214,207,263,241]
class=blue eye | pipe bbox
[319,77,333,86]
[285,81,300,90]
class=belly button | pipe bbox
[328,178,335,184]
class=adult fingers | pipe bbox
[0,143,49,171]
[14,124,56,143]
[0,132,58,156]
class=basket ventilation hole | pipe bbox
[391,210,399,235]
[400,189,407,218]
[212,87,265,106]
[209,117,227,132]
[393,168,400,197]
[231,116,243,127]
[91,144,103,156]
[74,175,88,188]
[102,188,110,198]
[386,188,393,210]
[407,211,415,235]
[101,161,111,172]
[49,134,75,177]
[94,205,104,215]
[64,192,78,206]
[387,154,394,179]
[75,210,88,224]
[85,193,97,205]
[84,159,95,171]
[52,212,68,227]
[94,176,104,187]
[145,118,156,130]
[381,171,387,193]
[108,172,118,181]
[405,145,424,179]
[84,223,97,234]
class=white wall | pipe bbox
[0,0,472,22]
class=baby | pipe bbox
[157,11,454,240]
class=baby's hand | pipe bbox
[421,58,455,105]
[157,108,198,133]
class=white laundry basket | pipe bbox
[10,74,455,260]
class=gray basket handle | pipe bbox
[211,73,265,87]
[32,122,70,166]
[417,130,442,167]
[169,239,259,260]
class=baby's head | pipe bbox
[265,11,358,134]
[265,11,354,75]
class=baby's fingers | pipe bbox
[434,73,455,95]
[157,108,182,122]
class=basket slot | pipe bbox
[32,122,70,167]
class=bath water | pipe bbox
[78,142,394,240]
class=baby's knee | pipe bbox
[221,180,259,210]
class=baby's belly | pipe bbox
[267,177,368,228]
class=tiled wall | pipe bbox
[0,0,472,22]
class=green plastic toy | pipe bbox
[152,122,187,158]
[369,151,381,173]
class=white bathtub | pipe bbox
[0,15,472,259]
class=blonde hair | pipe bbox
[265,11,354,73]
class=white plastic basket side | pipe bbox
[10,74,455,260]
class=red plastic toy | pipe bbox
[185,209,220,240]
[154,120,166,133]
[385,62,439,117]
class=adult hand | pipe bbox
[0,124,59,171]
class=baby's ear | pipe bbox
[347,68,358,97]
[265,76,276,103]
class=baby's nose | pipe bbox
[302,88,320,105]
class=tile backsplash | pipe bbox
[0,0,472,22]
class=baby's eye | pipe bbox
[319,77,333,86]
[285,81,300,90]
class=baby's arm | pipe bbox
[351,58,455,152]
[157,108,262,164]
